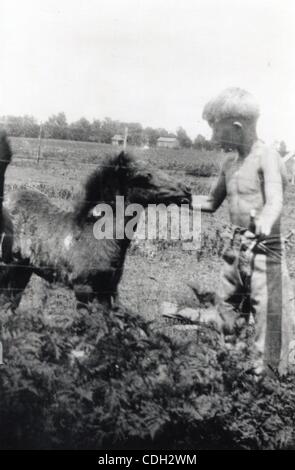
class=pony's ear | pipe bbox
[114,151,129,175]
[115,150,134,175]
[117,151,126,168]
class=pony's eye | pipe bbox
[92,207,104,218]
[131,172,153,187]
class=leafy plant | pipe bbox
[0,302,295,450]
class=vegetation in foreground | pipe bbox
[0,301,295,450]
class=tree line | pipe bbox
[0,112,215,149]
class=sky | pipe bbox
[1,0,295,146]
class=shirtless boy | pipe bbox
[194,87,295,375]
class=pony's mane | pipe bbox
[73,151,136,225]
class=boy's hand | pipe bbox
[191,195,215,212]
[191,196,201,210]
[255,216,272,238]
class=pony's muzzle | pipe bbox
[180,185,192,204]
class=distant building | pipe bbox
[112,134,124,146]
[157,137,179,149]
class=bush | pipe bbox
[0,302,295,450]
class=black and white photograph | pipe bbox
[0,0,295,454]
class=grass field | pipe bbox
[2,136,295,449]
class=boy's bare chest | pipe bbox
[224,155,262,196]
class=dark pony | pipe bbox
[0,145,191,310]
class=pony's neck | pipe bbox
[86,202,143,249]
[113,209,141,248]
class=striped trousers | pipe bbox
[218,231,295,375]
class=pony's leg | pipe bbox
[0,262,33,312]
[0,264,11,312]
[74,285,93,314]
[73,283,112,312]
[111,289,121,310]
[98,295,112,310]
[74,284,93,306]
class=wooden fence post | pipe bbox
[123,126,128,150]
[37,122,43,163]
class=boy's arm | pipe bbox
[256,148,283,237]
[192,165,227,213]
